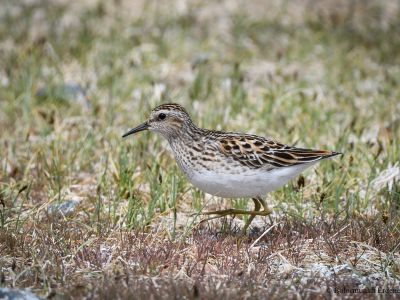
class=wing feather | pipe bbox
[216,134,340,169]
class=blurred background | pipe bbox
[1,0,399,216]
[0,0,399,298]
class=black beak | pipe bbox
[122,122,149,138]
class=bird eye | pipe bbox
[158,113,166,120]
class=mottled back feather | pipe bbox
[205,131,340,169]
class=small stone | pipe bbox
[371,163,400,191]
[0,288,40,300]
[191,53,210,69]
[47,199,80,217]
[35,82,89,108]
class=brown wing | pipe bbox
[217,134,340,169]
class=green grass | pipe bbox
[0,0,399,298]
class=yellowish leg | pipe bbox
[241,198,261,233]
[256,197,271,213]
[256,197,273,224]
[200,197,272,233]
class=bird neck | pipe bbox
[167,120,204,146]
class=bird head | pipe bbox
[122,103,192,140]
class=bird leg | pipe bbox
[199,197,271,232]
[241,198,261,233]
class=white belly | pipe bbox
[168,141,319,198]
[187,162,318,198]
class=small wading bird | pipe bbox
[123,103,341,233]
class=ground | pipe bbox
[0,0,399,299]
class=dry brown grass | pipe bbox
[1,210,399,298]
